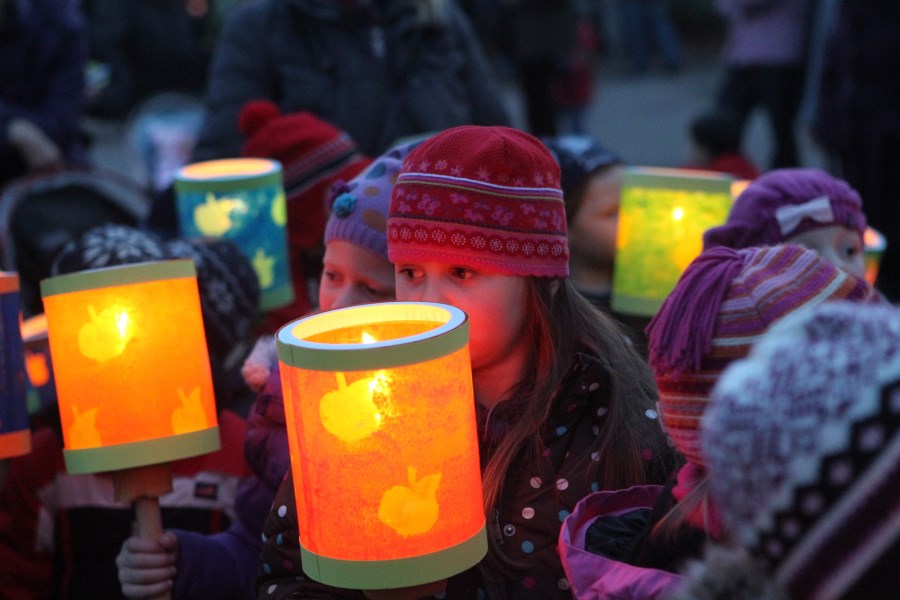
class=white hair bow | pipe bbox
[775,196,834,237]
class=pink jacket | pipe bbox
[559,485,684,600]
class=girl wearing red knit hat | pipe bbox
[255,126,679,599]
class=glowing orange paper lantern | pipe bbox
[277,302,487,589]
[41,260,220,565]
[863,226,887,286]
[1,272,31,459]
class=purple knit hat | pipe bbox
[703,168,867,250]
[646,244,879,466]
[703,302,900,600]
[324,141,419,259]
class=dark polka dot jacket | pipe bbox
[256,352,677,599]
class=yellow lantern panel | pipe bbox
[612,167,734,316]
[44,274,216,451]
[301,320,437,345]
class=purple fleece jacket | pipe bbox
[172,365,290,599]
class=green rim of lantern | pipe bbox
[621,166,735,191]
[174,158,282,194]
[276,302,469,371]
[0,272,20,294]
[0,429,31,460]
[300,524,488,589]
[40,259,196,298]
[63,426,220,474]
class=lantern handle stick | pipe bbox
[114,464,173,600]
[134,495,164,539]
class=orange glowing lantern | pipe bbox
[277,302,487,589]
[863,226,887,286]
[1,272,31,459]
[612,167,734,316]
[40,260,219,556]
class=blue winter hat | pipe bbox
[541,134,622,220]
[324,141,420,259]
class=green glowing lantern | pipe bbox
[612,167,734,317]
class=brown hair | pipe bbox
[480,278,676,569]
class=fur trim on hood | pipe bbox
[666,544,790,600]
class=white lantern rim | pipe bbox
[276,302,468,371]
[40,259,196,298]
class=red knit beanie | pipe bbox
[239,100,372,329]
[388,126,569,277]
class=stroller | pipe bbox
[0,167,151,316]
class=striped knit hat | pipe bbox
[239,100,372,324]
[703,302,900,600]
[388,125,569,277]
[647,244,878,466]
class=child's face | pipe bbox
[318,240,395,311]
[787,225,865,279]
[569,165,624,271]
[394,260,528,374]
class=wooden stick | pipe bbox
[113,464,174,600]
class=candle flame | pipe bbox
[116,308,130,338]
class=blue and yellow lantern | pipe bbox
[174,158,293,311]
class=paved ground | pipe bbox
[87,52,826,187]
[501,53,827,171]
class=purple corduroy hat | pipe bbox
[703,168,867,250]
[703,302,900,600]
[646,244,879,466]
[324,141,420,259]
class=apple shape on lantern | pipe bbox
[171,386,207,434]
[77,304,134,363]
[25,349,50,387]
[378,466,442,537]
[193,193,236,236]
[271,190,287,226]
[70,405,102,448]
[252,248,275,289]
[319,372,383,443]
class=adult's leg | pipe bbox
[759,64,805,168]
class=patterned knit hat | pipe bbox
[324,141,419,259]
[239,100,372,322]
[388,125,569,277]
[540,134,622,222]
[164,236,260,371]
[702,302,900,600]
[52,224,169,275]
[647,244,878,466]
[703,168,866,250]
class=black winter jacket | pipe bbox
[193,0,511,160]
